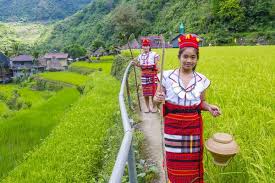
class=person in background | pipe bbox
[135,38,160,113]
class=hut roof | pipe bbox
[44,53,69,59]
[11,55,33,62]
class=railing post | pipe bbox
[126,78,133,110]
[128,119,137,183]
[128,143,137,183]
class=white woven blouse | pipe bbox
[158,69,211,106]
[138,51,159,66]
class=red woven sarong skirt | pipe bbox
[141,65,158,96]
[163,102,204,183]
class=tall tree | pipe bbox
[63,44,87,59]
[111,3,147,44]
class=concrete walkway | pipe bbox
[138,96,166,183]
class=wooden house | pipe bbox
[0,52,12,83]
[43,53,69,71]
[10,55,45,78]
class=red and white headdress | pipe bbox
[142,39,151,46]
[178,34,200,49]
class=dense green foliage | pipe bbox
[63,44,87,59]
[42,0,274,51]
[42,0,117,51]
[0,0,92,22]
[0,88,80,180]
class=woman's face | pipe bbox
[179,47,198,71]
[142,46,150,53]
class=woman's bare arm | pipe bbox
[201,91,221,117]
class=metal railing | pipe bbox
[109,61,137,183]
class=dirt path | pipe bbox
[138,96,166,183]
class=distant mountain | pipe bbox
[0,0,93,22]
[42,0,274,51]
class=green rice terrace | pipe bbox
[0,57,123,182]
[0,22,52,52]
[0,47,274,183]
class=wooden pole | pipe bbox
[159,34,168,183]
[127,40,141,111]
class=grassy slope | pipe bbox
[0,22,52,52]
[0,88,80,179]
[0,84,54,118]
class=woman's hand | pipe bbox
[132,60,140,67]
[153,90,165,104]
[207,104,221,117]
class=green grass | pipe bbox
[17,88,53,108]
[0,84,51,104]
[37,72,89,86]
[70,62,113,74]
[0,84,17,97]
[0,85,15,115]
[0,88,80,180]
[70,55,114,75]
[0,102,8,114]
[91,55,114,62]
[3,71,122,182]
[0,84,54,119]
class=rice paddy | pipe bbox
[70,61,113,74]
[37,72,89,86]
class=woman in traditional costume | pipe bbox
[154,34,221,183]
[136,38,160,113]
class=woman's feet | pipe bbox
[149,106,158,113]
[143,107,150,113]
[144,107,156,113]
